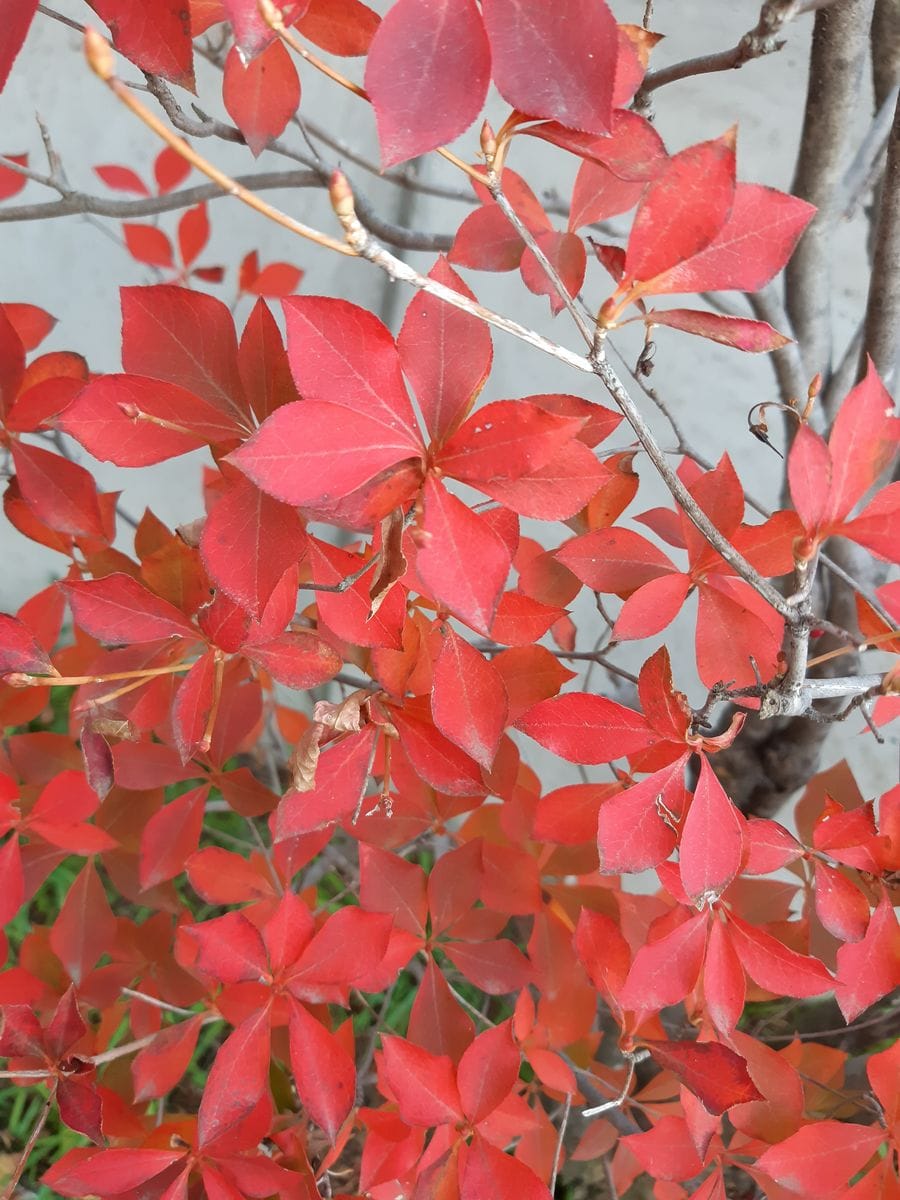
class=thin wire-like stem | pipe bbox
[0,1093,52,1200]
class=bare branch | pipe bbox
[786,0,877,390]
[861,89,900,385]
[638,0,841,100]
[840,83,900,218]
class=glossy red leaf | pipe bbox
[197,1007,272,1150]
[456,1019,519,1124]
[516,691,658,763]
[478,439,605,521]
[139,784,208,889]
[188,909,268,982]
[393,705,484,796]
[570,159,646,230]
[0,612,55,676]
[726,913,833,998]
[460,1134,551,1200]
[835,893,900,1021]
[574,908,631,1002]
[365,0,490,168]
[223,40,300,156]
[556,526,676,593]
[289,998,356,1140]
[58,375,243,466]
[381,1036,463,1126]
[238,297,298,423]
[416,477,512,634]
[614,571,691,640]
[87,0,194,87]
[295,0,379,55]
[679,756,744,904]
[626,131,736,284]
[282,296,420,442]
[826,358,900,525]
[442,939,531,993]
[622,1115,704,1182]
[122,223,174,269]
[359,843,427,937]
[432,628,508,770]
[438,400,584,485]
[0,0,38,93]
[646,182,816,295]
[755,1122,885,1196]
[132,1014,204,1101]
[63,573,197,644]
[121,285,248,425]
[48,860,115,984]
[482,0,617,135]
[201,476,307,619]
[644,1039,762,1114]
[177,203,210,267]
[288,907,392,992]
[2,302,57,351]
[42,1149,186,1196]
[647,308,790,352]
[274,725,378,838]
[704,917,746,1034]
[11,441,106,539]
[398,257,492,445]
[242,632,341,689]
[228,398,422,511]
[789,423,832,534]
[813,861,870,943]
[618,912,708,1011]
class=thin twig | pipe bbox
[861,89,900,386]
[0,1093,52,1200]
[549,1093,572,1195]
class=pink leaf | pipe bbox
[647,308,791,352]
[679,756,744,904]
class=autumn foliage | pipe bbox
[0,1,899,1198]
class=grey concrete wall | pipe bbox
[1,1,896,803]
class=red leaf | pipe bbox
[308,539,405,649]
[132,1014,204,1101]
[398,257,492,445]
[647,308,790,352]
[359,843,427,936]
[58,375,242,466]
[288,907,391,992]
[282,296,420,443]
[121,285,248,425]
[482,0,617,136]
[613,571,691,640]
[222,0,307,60]
[478,439,605,521]
[238,298,298,423]
[789,424,832,533]
[825,358,900,525]
[556,526,675,593]
[93,164,149,195]
[11,441,106,538]
[197,1008,272,1150]
[393,705,484,796]
[835,893,900,1021]
[274,726,378,838]
[2,302,57,351]
[618,912,708,1011]
[573,909,631,1003]
[521,230,587,314]
[0,152,27,199]
[63,573,197,643]
[726,913,833,998]
[438,400,584,485]
[295,0,378,54]
[432,629,508,770]
[460,1134,551,1200]
[172,651,217,762]
[456,1019,519,1124]
[42,1149,185,1197]
[516,692,658,763]
[365,0,490,169]
[755,1122,885,1196]
[625,131,736,283]
[49,860,116,984]
[139,784,208,888]
[813,861,870,943]
[703,918,746,1034]
[289,998,356,1140]
[223,40,301,156]
[177,203,210,267]
[643,1039,762,1115]
[0,612,55,676]
[154,147,191,194]
[228,398,422,511]
[695,576,783,690]
[240,255,304,297]
[122,223,174,269]
[201,477,307,618]
[570,159,645,230]
[188,910,268,982]
[87,0,194,87]
[646,182,816,294]
[442,939,531,993]
[416,477,512,634]
[679,757,744,904]
[243,631,341,689]
[622,1115,704,1182]
[381,1036,463,1126]
[0,0,38,93]
[408,959,475,1061]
